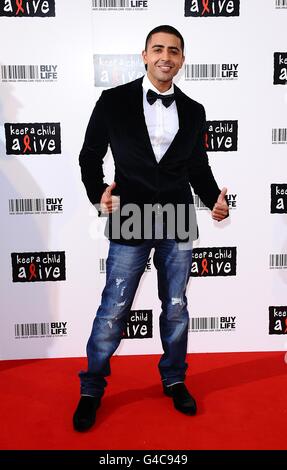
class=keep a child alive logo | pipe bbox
[0,0,55,16]
[269,307,287,334]
[185,0,240,17]
[122,310,153,339]
[205,121,238,152]
[274,53,287,85]
[271,184,287,213]
[94,54,144,87]
[191,247,237,277]
[4,123,61,155]
[11,251,66,282]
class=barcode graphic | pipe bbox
[276,0,287,7]
[194,195,207,210]
[9,198,45,213]
[1,65,39,81]
[99,258,106,273]
[270,254,287,268]
[15,323,50,337]
[189,317,220,331]
[272,128,287,143]
[92,0,129,7]
[185,64,221,80]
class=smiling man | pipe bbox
[74,25,229,432]
[142,29,184,91]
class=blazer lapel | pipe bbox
[126,78,195,165]
[126,78,156,160]
[158,85,189,164]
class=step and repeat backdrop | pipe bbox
[0,0,287,360]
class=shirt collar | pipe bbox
[142,74,174,96]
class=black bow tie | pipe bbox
[146,89,175,108]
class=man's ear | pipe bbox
[142,50,147,65]
[181,55,185,68]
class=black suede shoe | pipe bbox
[73,396,101,432]
[163,383,197,415]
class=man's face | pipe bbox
[142,32,185,91]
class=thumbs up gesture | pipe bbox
[211,187,229,221]
[100,181,120,214]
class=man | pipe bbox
[73,25,228,432]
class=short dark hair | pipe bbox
[144,25,184,53]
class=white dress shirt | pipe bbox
[142,75,192,250]
[142,74,179,163]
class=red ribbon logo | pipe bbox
[23,134,32,153]
[204,132,209,149]
[16,0,24,15]
[201,258,209,275]
[202,0,210,15]
[29,263,37,281]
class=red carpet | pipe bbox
[0,352,286,450]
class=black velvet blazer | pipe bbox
[79,77,221,244]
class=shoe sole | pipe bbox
[174,403,197,416]
[163,388,197,415]
[73,418,96,432]
[73,400,100,432]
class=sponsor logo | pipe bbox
[272,128,287,144]
[185,63,238,81]
[123,310,153,339]
[92,0,148,10]
[189,316,236,332]
[275,0,287,9]
[194,194,237,210]
[269,307,287,334]
[9,198,63,215]
[205,120,238,152]
[94,54,144,87]
[15,322,68,338]
[1,65,58,82]
[0,0,55,17]
[191,247,237,277]
[11,251,66,282]
[99,257,151,273]
[274,53,287,85]
[4,122,61,155]
[185,0,240,17]
[271,184,287,213]
[269,253,287,269]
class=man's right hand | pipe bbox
[100,181,120,214]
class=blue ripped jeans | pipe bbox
[79,239,193,397]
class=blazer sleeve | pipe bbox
[188,105,221,210]
[79,92,109,205]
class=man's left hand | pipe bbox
[211,187,229,221]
